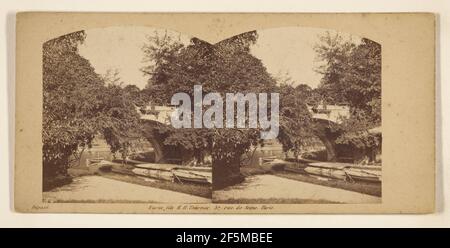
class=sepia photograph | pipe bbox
[210,28,382,204]
[12,12,436,214]
[42,27,214,203]
[41,25,381,205]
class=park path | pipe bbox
[43,175,211,203]
[213,174,381,204]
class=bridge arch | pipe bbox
[309,104,350,161]
[138,104,352,162]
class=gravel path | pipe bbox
[43,176,211,203]
[213,174,381,203]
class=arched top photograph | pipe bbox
[41,25,382,205]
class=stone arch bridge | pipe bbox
[138,104,350,162]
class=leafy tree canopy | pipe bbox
[43,31,141,187]
[314,32,382,148]
[141,31,313,173]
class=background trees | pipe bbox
[315,33,381,124]
[314,33,382,154]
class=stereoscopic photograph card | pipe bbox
[14,12,435,213]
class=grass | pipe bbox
[274,171,381,197]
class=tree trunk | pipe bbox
[212,156,243,190]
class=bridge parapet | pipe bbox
[138,105,175,125]
[308,105,350,124]
[139,104,350,125]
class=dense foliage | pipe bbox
[314,33,382,149]
[43,31,140,189]
[141,31,313,187]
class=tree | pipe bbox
[314,33,382,158]
[142,31,313,187]
[43,31,141,190]
[102,68,123,86]
[98,84,142,160]
[141,32,272,188]
[141,31,185,105]
[315,33,381,124]
[276,83,315,159]
[43,31,102,188]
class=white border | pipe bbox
[1,0,448,227]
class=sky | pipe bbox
[250,27,358,88]
[78,26,361,89]
[78,26,192,89]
